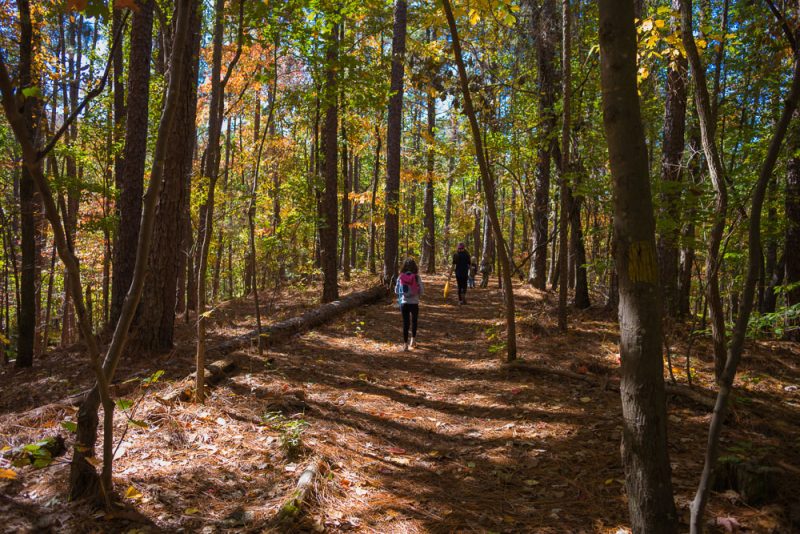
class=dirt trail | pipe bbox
[1,275,798,533]
[280,276,631,532]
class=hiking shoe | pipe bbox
[403,342,409,352]
[409,337,416,349]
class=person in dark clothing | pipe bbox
[450,242,471,305]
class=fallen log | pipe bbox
[161,285,386,402]
[207,284,386,358]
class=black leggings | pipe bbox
[401,303,419,342]
[456,272,468,300]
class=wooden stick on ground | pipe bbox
[278,456,325,521]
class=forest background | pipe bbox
[0,0,799,532]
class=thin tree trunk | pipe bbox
[786,108,800,340]
[689,47,800,534]
[657,0,688,319]
[368,124,381,275]
[196,0,244,402]
[556,0,571,332]
[15,0,38,368]
[442,0,516,362]
[680,0,728,382]
[423,69,437,274]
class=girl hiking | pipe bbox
[449,242,471,305]
[395,258,424,351]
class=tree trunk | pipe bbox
[111,0,154,326]
[786,109,800,340]
[350,155,359,270]
[598,0,679,530]
[196,0,243,402]
[134,0,200,351]
[341,81,351,282]
[15,0,38,368]
[368,124,381,275]
[442,0,516,362]
[320,19,339,303]
[527,0,557,290]
[557,0,571,332]
[383,0,408,286]
[657,0,688,319]
[678,130,702,317]
[570,186,590,309]
[680,0,728,382]
[423,81,436,274]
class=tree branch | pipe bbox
[36,11,130,161]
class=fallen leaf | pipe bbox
[0,468,17,480]
[386,447,406,455]
[580,397,591,403]
[124,486,142,500]
[184,507,200,515]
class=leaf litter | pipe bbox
[0,275,798,532]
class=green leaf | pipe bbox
[129,419,149,429]
[115,399,133,411]
[61,421,78,433]
[142,369,165,385]
[21,86,41,98]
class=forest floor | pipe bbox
[1,275,799,533]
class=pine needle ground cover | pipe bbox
[1,277,797,532]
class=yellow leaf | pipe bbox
[0,468,17,480]
[654,19,666,29]
[468,9,480,25]
[696,39,707,49]
[86,456,102,467]
[124,485,143,500]
[184,507,200,515]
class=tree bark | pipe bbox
[320,19,339,304]
[527,0,557,290]
[598,0,679,530]
[557,0,571,331]
[786,109,800,340]
[657,0,688,319]
[111,0,154,326]
[368,124,381,275]
[423,82,437,274]
[383,0,408,287]
[134,0,200,351]
[15,0,38,368]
